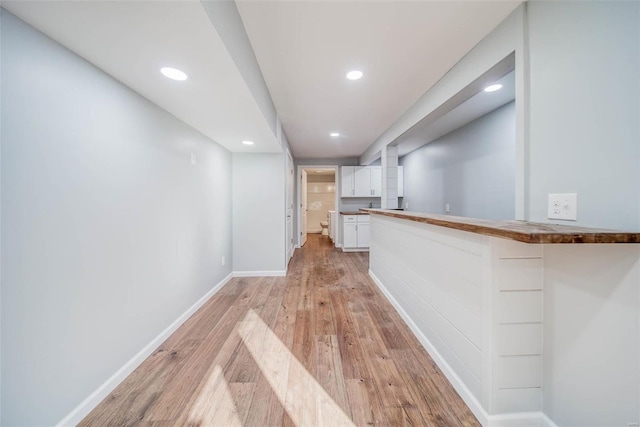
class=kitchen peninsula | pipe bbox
[362,208,640,426]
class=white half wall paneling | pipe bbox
[368,214,545,424]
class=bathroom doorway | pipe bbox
[297,165,339,247]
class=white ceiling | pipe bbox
[4,0,521,160]
[3,0,282,154]
[304,167,335,176]
[396,70,516,157]
[236,0,521,159]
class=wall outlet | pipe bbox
[548,193,577,221]
[445,203,450,213]
[405,202,409,210]
[221,256,225,266]
[190,152,197,165]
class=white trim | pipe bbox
[341,247,369,253]
[486,412,544,427]
[540,414,559,427]
[233,270,286,277]
[56,272,234,427]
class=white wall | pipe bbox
[200,0,279,136]
[400,102,515,220]
[543,245,640,427]
[232,153,286,274]
[525,4,640,424]
[359,6,524,166]
[527,1,640,231]
[306,178,335,233]
[1,10,232,426]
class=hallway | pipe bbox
[80,234,480,426]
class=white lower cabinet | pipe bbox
[342,214,370,251]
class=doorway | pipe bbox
[297,165,339,248]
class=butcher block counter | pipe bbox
[362,208,640,426]
[359,208,640,244]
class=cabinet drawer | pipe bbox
[357,215,370,223]
[343,215,357,222]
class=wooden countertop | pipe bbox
[340,211,370,216]
[360,209,640,244]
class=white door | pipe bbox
[343,222,358,248]
[354,167,371,197]
[370,166,382,197]
[301,169,308,246]
[357,222,370,247]
[286,152,294,262]
[341,166,355,197]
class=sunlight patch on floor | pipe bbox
[238,309,356,427]
[188,365,244,426]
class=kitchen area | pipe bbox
[338,165,403,252]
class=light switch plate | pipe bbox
[548,193,577,221]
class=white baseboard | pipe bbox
[540,413,559,427]
[368,269,557,427]
[56,272,233,427]
[487,412,546,427]
[341,247,369,252]
[233,270,286,277]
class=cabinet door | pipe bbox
[398,166,404,197]
[343,222,358,248]
[341,166,355,197]
[370,166,382,197]
[357,222,370,248]
[354,166,371,197]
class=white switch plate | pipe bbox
[445,203,450,213]
[221,256,225,266]
[548,193,577,221]
[190,152,197,165]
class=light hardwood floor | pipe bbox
[80,234,480,426]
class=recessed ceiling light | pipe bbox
[346,70,363,80]
[242,140,254,146]
[160,67,188,81]
[484,84,502,93]
[330,132,340,137]
[315,170,323,173]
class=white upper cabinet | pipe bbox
[342,166,382,198]
[370,166,382,197]
[341,166,355,197]
[354,167,371,197]
[341,165,402,198]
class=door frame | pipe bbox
[286,151,295,264]
[296,164,340,248]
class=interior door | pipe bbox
[301,169,308,246]
[354,166,371,197]
[370,166,382,197]
[286,152,294,262]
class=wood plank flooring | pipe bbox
[80,234,480,426]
